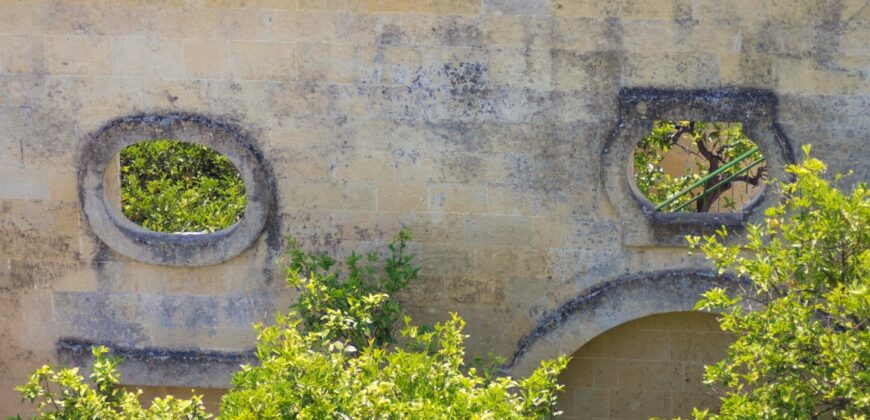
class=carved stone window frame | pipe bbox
[601,88,795,246]
[79,113,273,266]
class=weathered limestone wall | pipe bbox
[0,0,868,415]
[557,311,732,419]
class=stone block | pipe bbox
[464,215,533,246]
[378,182,428,212]
[593,359,620,388]
[551,0,619,18]
[0,35,43,74]
[559,357,594,387]
[608,389,672,419]
[488,47,551,90]
[148,6,222,39]
[669,331,732,362]
[0,199,80,261]
[397,213,465,244]
[184,39,228,80]
[604,329,670,360]
[112,38,184,79]
[420,244,475,277]
[474,246,550,279]
[53,291,149,346]
[277,180,376,212]
[204,0,298,8]
[483,0,551,16]
[567,387,609,417]
[217,8,279,40]
[331,150,397,182]
[620,0,677,20]
[297,43,357,83]
[617,360,685,391]
[356,45,423,85]
[295,11,340,44]
[552,49,621,91]
[141,294,221,330]
[0,2,40,34]
[445,276,504,304]
[228,41,295,81]
[44,35,111,76]
[365,0,482,14]
[691,0,770,23]
[428,183,488,214]
[143,79,211,110]
[480,15,552,48]
[299,0,366,12]
[622,52,720,88]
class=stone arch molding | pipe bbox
[601,88,795,246]
[79,113,274,267]
[506,270,740,377]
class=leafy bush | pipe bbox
[120,140,246,233]
[222,231,569,418]
[284,228,419,348]
[634,121,766,212]
[221,312,567,419]
[688,146,869,418]
[14,346,208,419]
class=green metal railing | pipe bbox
[655,147,766,212]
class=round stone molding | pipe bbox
[601,88,795,246]
[506,270,742,377]
[79,113,273,267]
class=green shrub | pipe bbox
[14,346,209,419]
[221,230,569,418]
[687,146,869,419]
[120,140,246,233]
[284,228,419,348]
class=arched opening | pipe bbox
[557,312,732,419]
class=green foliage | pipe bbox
[13,346,209,419]
[120,140,246,233]
[285,228,419,348]
[634,121,765,212]
[220,230,569,419]
[687,147,870,419]
[221,313,568,419]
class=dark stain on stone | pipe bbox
[56,337,256,378]
[378,23,405,45]
[58,337,255,363]
[443,62,488,97]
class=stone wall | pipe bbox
[557,311,731,419]
[0,0,868,415]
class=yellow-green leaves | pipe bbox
[688,149,869,419]
[120,139,246,233]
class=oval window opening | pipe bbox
[632,121,767,213]
[112,139,247,234]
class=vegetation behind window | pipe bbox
[120,140,246,233]
[634,121,766,213]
